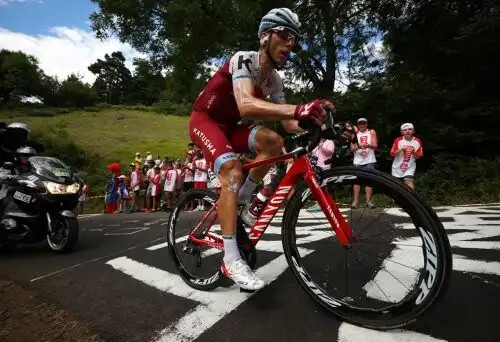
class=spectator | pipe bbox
[390,123,423,189]
[129,163,141,212]
[163,161,177,210]
[77,180,88,215]
[155,155,162,166]
[186,143,196,161]
[174,160,184,200]
[150,166,162,212]
[134,152,143,169]
[350,117,378,209]
[193,150,208,210]
[308,138,335,211]
[144,160,155,211]
[117,175,130,213]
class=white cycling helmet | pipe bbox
[258,8,301,38]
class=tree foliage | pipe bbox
[90,0,385,100]
[88,51,133,104]
[0,49,45,104]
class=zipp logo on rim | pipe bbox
[415,227,438,305]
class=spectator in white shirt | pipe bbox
[129,163,141,212]
[390,123,423,189]
[350,118,378,209]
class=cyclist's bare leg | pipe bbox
[218,159,265,290]
[239,128,284,202]
[218,159,243,237]
[250,128,284,179]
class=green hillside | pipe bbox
[0,106,191,212]
[0,107,190,167]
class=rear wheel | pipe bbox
[282,166,452,329]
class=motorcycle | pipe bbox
[0,156,80,253]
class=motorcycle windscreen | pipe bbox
[28,156,73,184]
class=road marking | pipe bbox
[106,248,313,342]
[29,237,163,282]
[338,323,448,341]
[78,214,103,219]
[105,227,149,236]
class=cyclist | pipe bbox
[189,7,335,291]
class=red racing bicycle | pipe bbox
[166,110,452,330]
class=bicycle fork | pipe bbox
[303,170,354,248]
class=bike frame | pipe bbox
[188,149,354,250]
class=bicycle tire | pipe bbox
[167,189,258,291]
[281,166,452,330]
[167,189,224,291]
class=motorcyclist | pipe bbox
[14,146,38,174]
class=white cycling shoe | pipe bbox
[221,258,265,291]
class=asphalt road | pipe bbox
[0,203,499,342]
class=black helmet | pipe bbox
[4,122,30,151]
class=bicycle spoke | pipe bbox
[356,248,421,272]
[355,206,391,238]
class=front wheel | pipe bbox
[282,166,452,330]
[47,216,79,254]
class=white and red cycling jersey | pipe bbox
[192,51,285,125]
[190,51,286,175]
[390,136,423,178]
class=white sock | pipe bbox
[223,233,240,264]
[238,175,257,202]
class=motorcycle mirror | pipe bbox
[2,161,16,170]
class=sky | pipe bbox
[0,0,144,84]
[0,0,383,92]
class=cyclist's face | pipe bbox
[269,29,297,65]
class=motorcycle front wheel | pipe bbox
[47,216,79,254]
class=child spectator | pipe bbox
[118,175,130,213]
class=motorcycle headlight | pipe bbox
[43,181,80,194]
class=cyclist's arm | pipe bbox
[270,77,303,133]
[231,53,296,120]
[233,79,296,120]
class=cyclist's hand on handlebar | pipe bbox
[294,99,335,126]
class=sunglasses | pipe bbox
[271,27,299,46]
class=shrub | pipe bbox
[415,154,500,205]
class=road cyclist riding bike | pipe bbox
[189,8,334,291]
[180,8,452,329]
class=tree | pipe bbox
[58,74,98,108]
[339,0,500,158]
[129,58,165,105]
[90,0,384,101]
[88,51,133,104]
[0,49,45,104]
